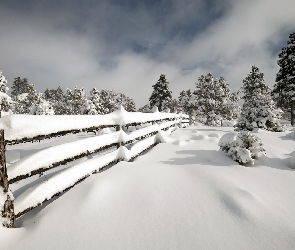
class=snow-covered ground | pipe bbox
[1,124,295,250]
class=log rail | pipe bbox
[0,109,189,228]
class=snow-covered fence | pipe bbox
[0,107,189,227]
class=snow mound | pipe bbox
[117,146,131,161]
[1,125,295,250]
[218,132,237,147]
[155,130,175,143]
[222,120,236,127]
[97,127,112,135]
[208,133,220,138]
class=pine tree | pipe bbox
[191,73,240,125]
[0,71,9,94]
[81,99,98,115]
[89,88,104,114]
[149,74,172,112]
[64,87,87,115]
[235,66,283,131]
[44,86,65,115]
[272,32,295,125]
[115,93,136,112]
[30,100,54,115]
[0,70,13,114]
[11,77,31,98]
[13,83,42,114]
[223,90,241,121]
[99,90,117,114]
[178,89,194,115]
[163,99,181,113]
[138,104,152,113]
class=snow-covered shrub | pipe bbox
[219,131,265,165]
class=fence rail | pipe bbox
[0,107,189,228]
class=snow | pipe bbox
[0,111,187,141]
[7,131,121,181]
[1,124,295,249]
[218,132,237,147]
[7,121,176,181]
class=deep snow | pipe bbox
[1,124,295,250]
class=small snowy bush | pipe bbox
[219,131,265,165]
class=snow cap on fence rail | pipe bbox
[0,110,185,141]
[117,146,131,161]
[8,120,176,182]
[118,129,128,144]
[113,105,128,126]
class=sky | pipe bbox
[0,0,294,108]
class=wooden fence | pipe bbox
[0,108,189,228]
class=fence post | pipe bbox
[116,125,122,149]
[0,129,15,228]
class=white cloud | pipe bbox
[0,0,295,108]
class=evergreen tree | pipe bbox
[11,77,31,98]
[81,99,98,115]
[0,70,13,113]
[149,74,172,112]
[178,89,194,115]
[223,91,241,121]
[163,99,181,113]
[235,66,283,131]
[44,86,65,115]
[191,73,240,125]
[89,89,136,114]
[115,93,136,112]
[64,87,87,115]
[99,89,117,114]
[89,88,104,114]
[0,70,9,94]
[272,32,295,125]
[138,104,152,113]
[13,83,42,114]
[30,100,54,115]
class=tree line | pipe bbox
[0,76,136,115]
[0,31,294,130]
[141,31,295,130]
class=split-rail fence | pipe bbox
[0,107,189,228]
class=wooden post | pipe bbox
[291,102,294,126]
[0,129,15,228]
[116,125,122,149]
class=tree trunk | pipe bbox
[291,102,294,126]
[0,129,15,228]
